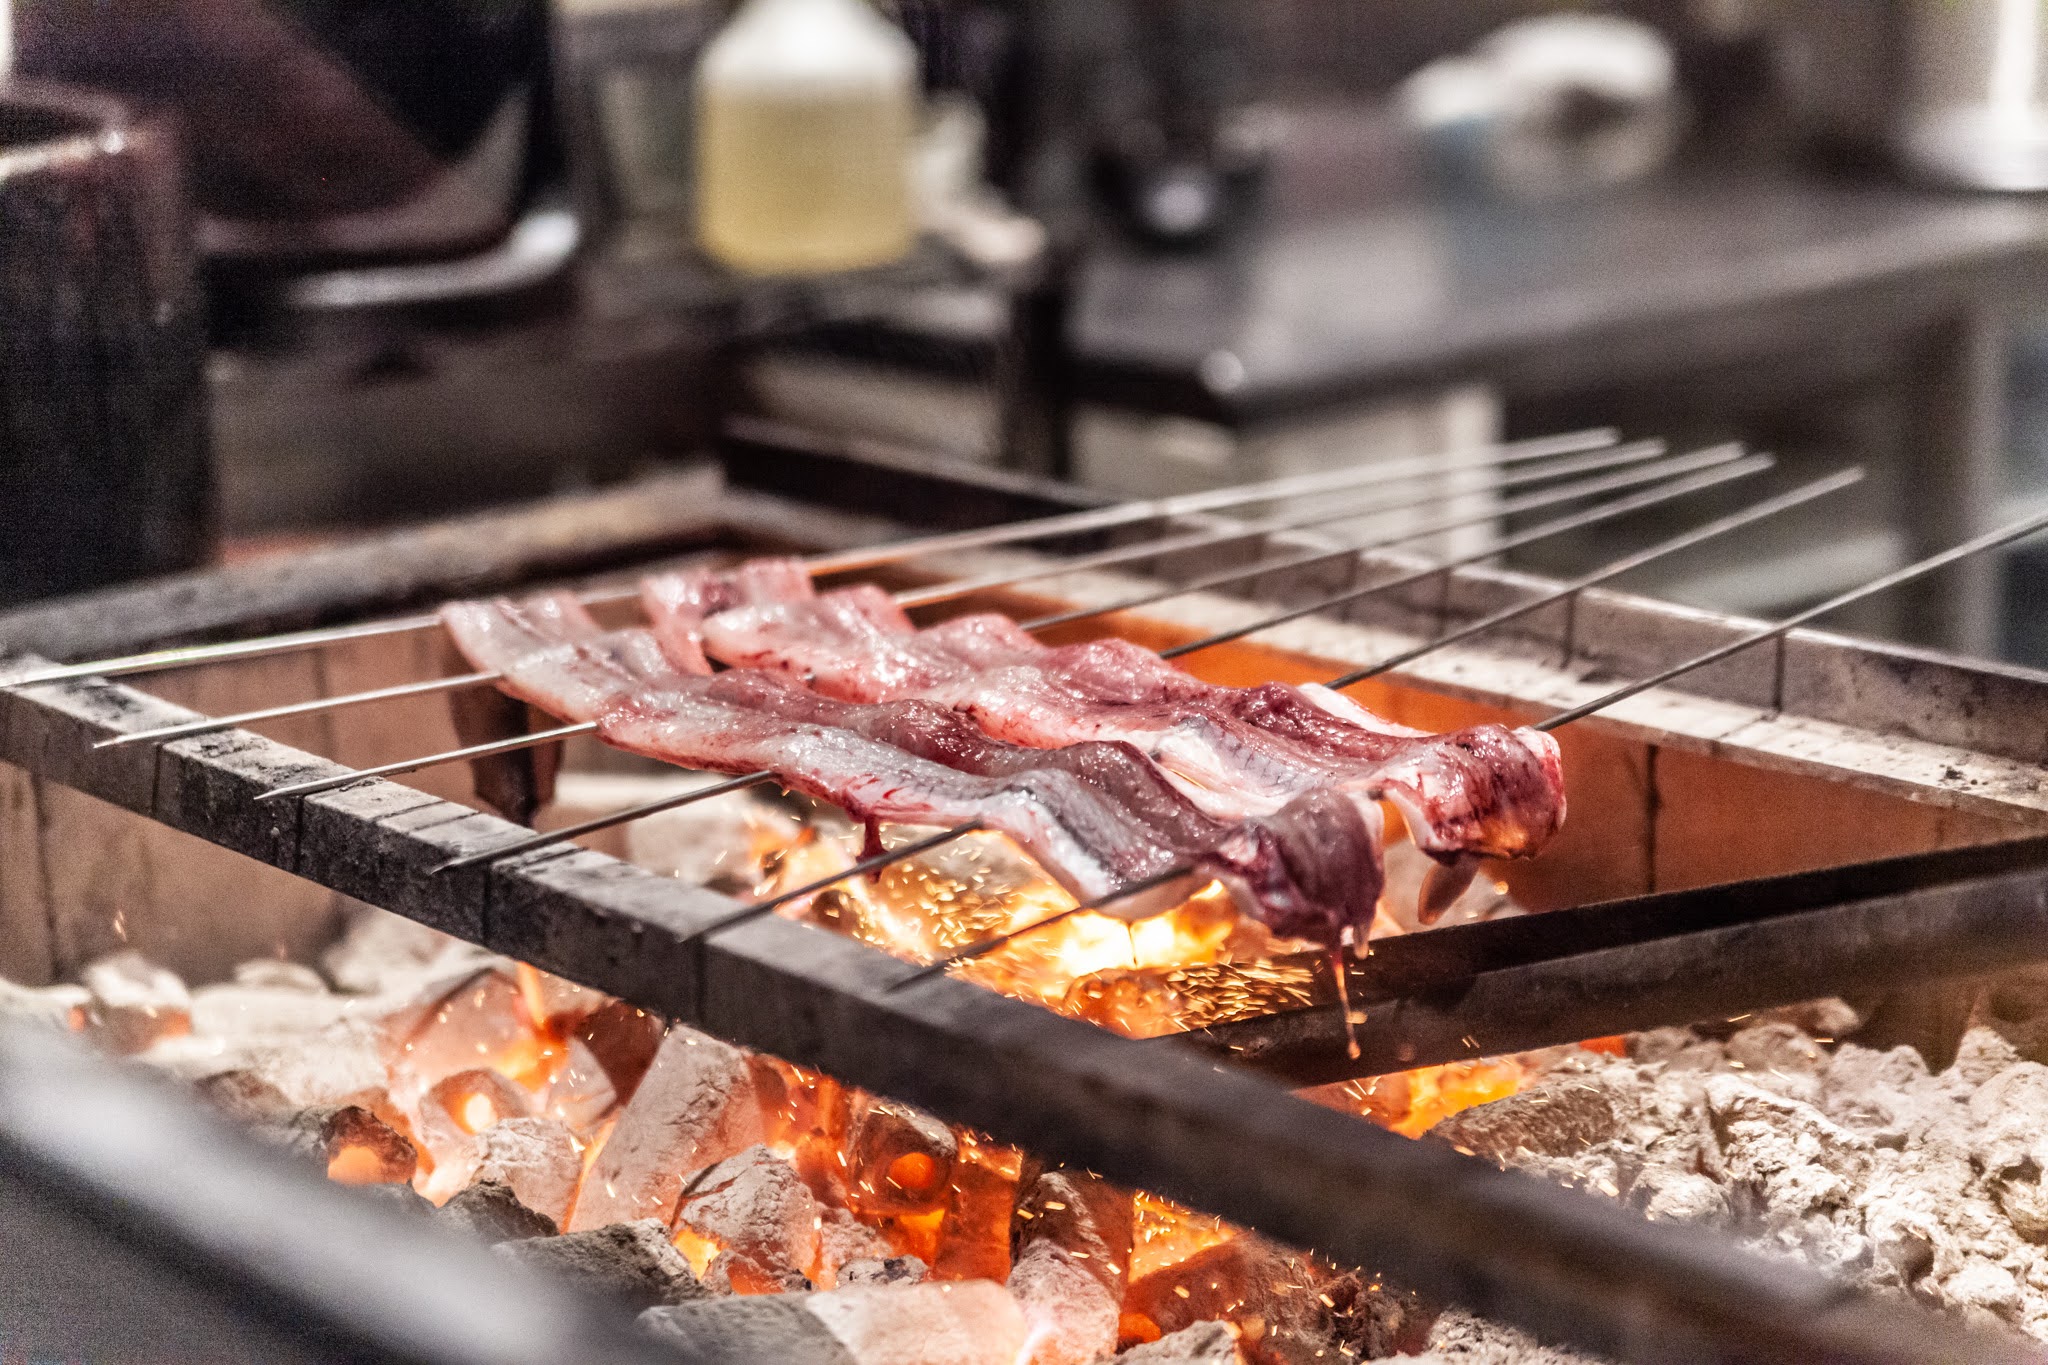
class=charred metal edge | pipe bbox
[1187,855,2048,1087]
[0,663,2031,1365]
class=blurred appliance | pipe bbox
[1900,0,2048,189]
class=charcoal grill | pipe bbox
[5,420,2048,1365]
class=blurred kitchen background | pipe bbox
[13,0,2048,662]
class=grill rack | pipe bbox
[4,424,2048,1365]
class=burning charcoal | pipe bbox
[357,1183,437,1218]
[323,1104,418,1186]
[531,1035,620,1133]
[0,979,88,1031]
[847,1095,956,1218]
[425,1067,533,1136]
[1626,1165,1730,1227]
[570,1026,764,1232]
[1119,1321,1244,1365]
[1008,1170,1132,1365]
[640,1281,1028,1365]
[931,1139,1017,1283]
[574,999,666,1103]
[835,1255,927,1288]
[1427,1075,1621,1160]
[495,1218,708,1311]
[703,1253,814,1295]
[440,1179,559,1241]
[1123,1237,1363,1365]
[818,1208,899,1288]
[467,1116,582,1227]
[81,951,192,1054]
[675,1144,822,1287]
[514,964,608,1033]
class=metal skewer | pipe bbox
[428,770,780,874]
[693,821,988,939]
[3,429,1616,691]
[254,722,596,804]
[1535,504,2048,733]
[1153,451,1768,659]
[893,439,1668,610]
[1327,468,1866,689]
[1025,444,1751,636]
[96,444,1671,752]
[886,865,1201,993]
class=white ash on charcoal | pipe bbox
[640,1280,1029,1365]
[1120,1321,1245,1365]
[439,1178,560,1241]
[1418,999,2048,1349]
[463,1115,583,1226]
[0,977,90,1031]
[495,1217,710,1311]
[82,950,192,1053]
[571,1024,764,1231]
[674,1143,824,1292]
[1008,1168,1134,1365]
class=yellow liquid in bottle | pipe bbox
[696,81,915,276]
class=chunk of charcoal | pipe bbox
[232,960,329,993]
[440,1179,558,1241]
[0,979,88,1031]
[932,1141,1015,1283]
[467,1116,581,1227]
[676,1144,822,1283]
[807,1282,1028,1363]
[1411,1307,1607,1364]
[81,951,192,1054]
[1124,1237,1363,1365]
[1008,1170,1131,1365]
[355,1182,436,1218]
[1428,1076,1620,1160]
[1119,1321,1243,1365]
[835,1255,927,1288]
[320,903,494,997]
[574,999,665,1103]
[641,1283,1030,1363]
[570,1026,763,1231]
[194,1069,298,1125]
[495,1218,708,1310]
[641,1297,853,1362]
[846,1095,956,1218]
[703,1251,813,1295]
[323,1104,418,1185]
[190,981,351,1042]
[817,1208,897,1288]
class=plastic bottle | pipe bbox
[694,0,919,275]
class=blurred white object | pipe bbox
[1400,14,1682,200]
[695,0,918,275]
[1902,0,2048,190]
[910,94,1046,271]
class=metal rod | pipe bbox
[1326,468,1867,688]
[1025,444,1751,635]
[886,864,1199,993]
[690,821,988,939]
[1535,503,2048,732]
[254,722,597,804]
[3,430,1617,690]
[798,427,1617,576]
[92,670,505,750]
[428,771,780,874]
[1146,449,1767,656]
[893,439,1669,611]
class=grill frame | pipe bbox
[4,427,2048,1364]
